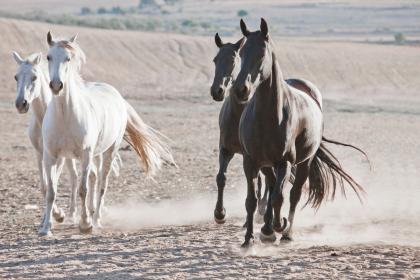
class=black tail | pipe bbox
[306,140,367,209]
[322,136,371,168]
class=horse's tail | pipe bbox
[321,136,371,168]
[123,101,175,177]
[306,140,367,208]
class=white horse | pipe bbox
[40,32,173,236]
[12,52,121,224]
[12,52,76,223]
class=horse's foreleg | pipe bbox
[214,147,234,224]
[259,167,277,242]
[51,158,66,223]
[36,152,47,197]
[272,161,291,233]
[282,160,310,241]
[38,155,62,236]
[242,156,258,247]
[66,159,78,223]
[36,152,47,229]
[79,151,94,233]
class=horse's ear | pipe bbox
[12,51,24,65]
[215,33,223,48]
[30,53,42,65]
[240,19,250,37]
[233,37,245,51]
[69,34,78,43]
[260,18,269,40]
[47,31,54,46]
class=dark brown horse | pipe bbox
[210,34,319,225]
[210,33,272,224]
[233,19,367,247]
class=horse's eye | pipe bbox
[32,76,37,82]
[66,57,71,62]
[14,75,18,81]
[47,55,51,61]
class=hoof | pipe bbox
[53,209,65,223]
[241,234,254,248]
[241,240,253,248]
[214,207,226,224]
[38,227,52,237]
[38,230,52,237]
[260,231,276,243]
[280,235,293,242]
[79,220,93,234]
[274,217,288,233]
[93,217,103,228]
[260,225,276,243]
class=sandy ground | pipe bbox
[0,16,420,279]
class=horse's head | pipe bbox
[233,18,274,103]
[46,31,85,95]
[12,52,43,113]
[210,33,245,102]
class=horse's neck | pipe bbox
[51,71,84,117]
[228,86,246,115]
[31,68,52,124]
[254,52,287,123]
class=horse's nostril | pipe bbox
[59,82,63,90]
[217,88,223,96]
[49,81,53,89]
[22,100,27,106]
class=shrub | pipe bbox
[237,9,248,17]
[97,7,107,14]
[394,33,406,44]
[111,6,125,15]
[80,7,91,15]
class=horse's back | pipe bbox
[286,78,322,110]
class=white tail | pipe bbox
[123,101,175,176]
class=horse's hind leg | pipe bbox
[214,147,234,224]
[87,156,100,219]
[242,156,259,247]
[258,167,274,216]
[282,160,310,241]
[78,151,94,233]
[272,161,292,233]
[93,147,114,228]
[66,159,78,223]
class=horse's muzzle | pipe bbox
[49,80,63,95]
[211,87,225,102]
[234,84,250,103]
[15,99,29,114]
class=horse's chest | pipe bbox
[239,116,288,165]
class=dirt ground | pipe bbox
[0,12,420,280]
